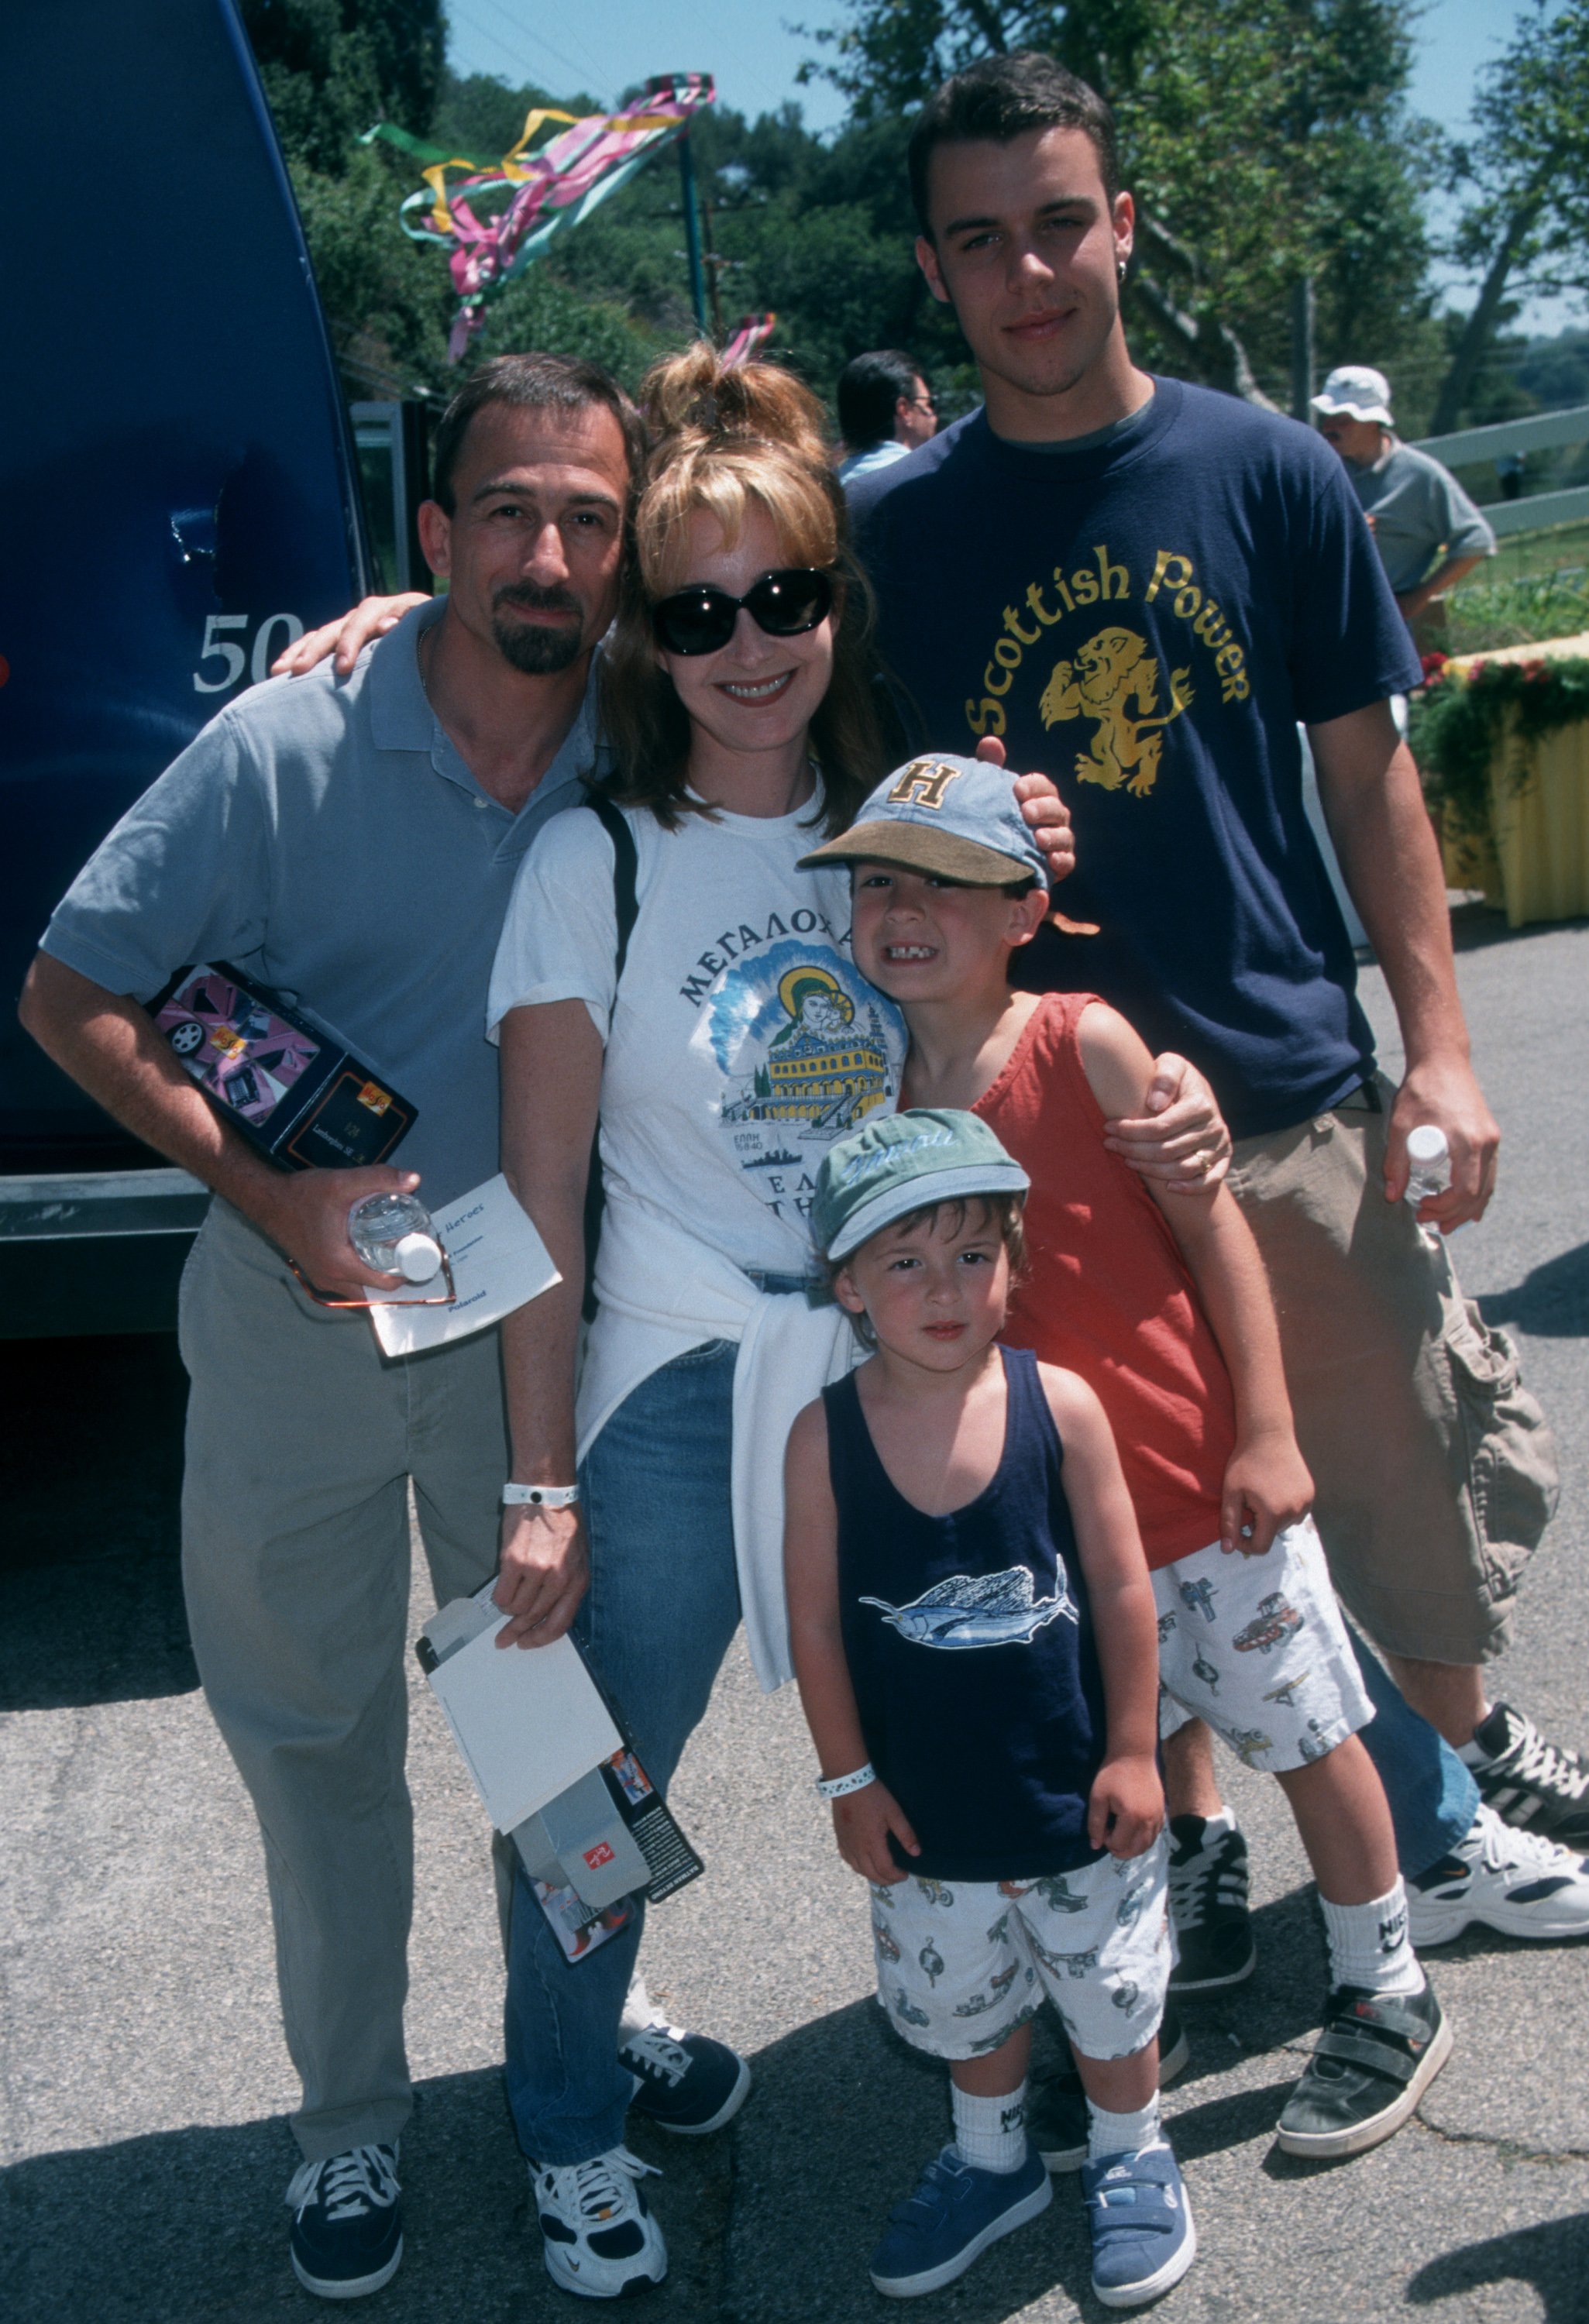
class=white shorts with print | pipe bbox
[871,1837,1171,2064]
[1155,1517,1374,1772]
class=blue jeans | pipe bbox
[1351,1639,1480,1877]
[503,1337,743,2164]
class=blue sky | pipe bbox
[442,1,1577,333]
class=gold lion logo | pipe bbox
[1037,625,1193,798]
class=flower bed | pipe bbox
[1408,651,1589,840]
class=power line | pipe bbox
[450,0,609,101]
[444,3,551,88]
[664,0,789,115]
[473,0,608,90]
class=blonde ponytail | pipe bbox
[641,342,831,470]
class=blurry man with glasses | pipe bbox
[836,347,939,486]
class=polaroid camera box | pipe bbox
[416,1588,703,1964]
[149,962,416,1171]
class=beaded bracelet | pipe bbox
[816,1762,876,1800]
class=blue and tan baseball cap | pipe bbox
[798,753,1051,888]
[811,1107,1030,1263]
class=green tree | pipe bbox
[1431,0,1589,434]
[242,14,674,398]
[242,0,445,172]
[243,1,452,392]
[432,69,600,158]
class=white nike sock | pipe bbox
[1319,1880,1426,1996]
[951,2080,1028,2174]
[1086,2095,1164,2162]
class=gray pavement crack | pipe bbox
[1411,2113,1589,2169]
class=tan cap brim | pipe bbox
[797,820,1037,885]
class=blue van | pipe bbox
[1,0,382,1332]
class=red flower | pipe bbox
[1420,650,1449,680]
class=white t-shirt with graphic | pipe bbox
[487,788,907,1286]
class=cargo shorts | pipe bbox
[1227,1075,1558,1666]
[1154,1519,1374,1771]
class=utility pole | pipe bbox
[1290,279,1316,425]
[700,194,726,339]
[676,132,709,335]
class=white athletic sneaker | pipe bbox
[531,2145,668,2299]
[1408,1803,1589,1944]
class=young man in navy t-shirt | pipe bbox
[848,50,1581,1978]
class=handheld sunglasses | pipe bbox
[650,566,834,658]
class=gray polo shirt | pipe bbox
[43,600,605,1208]
[1347,437,1496,595]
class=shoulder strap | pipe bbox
[1003,1342,1065,1476]
[579,796,640,1323]
[585,793,639,988]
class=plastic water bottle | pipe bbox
[1404,1125,1451,1209]
[349,1191,443,1282]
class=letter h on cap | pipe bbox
[887,758,963,811]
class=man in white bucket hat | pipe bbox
[1312,366,1495,641]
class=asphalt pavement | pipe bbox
[3,903,1588,2324]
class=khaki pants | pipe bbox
[1228,1078,1557,1666]
[178,1199,506,2162]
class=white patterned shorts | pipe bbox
[870,1836,1171,2064]
[1155,1517,1374,1772]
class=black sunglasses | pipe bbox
[651,567,834,658]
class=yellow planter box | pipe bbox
[1436,634,1589,928]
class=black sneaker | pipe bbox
[1275,1983,1453,2158]
[286,2142,402,2299]
[621,2020,752,2136]
[1167,1816,1257,1992]
[1465,1702,1589,1851]
[1030,2000,1189,2173]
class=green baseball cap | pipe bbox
[812,1107,1030,1263]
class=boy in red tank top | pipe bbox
[801,755,1451,2166]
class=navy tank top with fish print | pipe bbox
[826,1344,1109,1880]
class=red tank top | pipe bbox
[975,992,1235,1568]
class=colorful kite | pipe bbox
[367,74,717,359]
[721,314,779,366]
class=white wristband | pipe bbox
[816,1762,875,1800]
[502,1482,580,1508]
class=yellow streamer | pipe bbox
[421,108,684,233]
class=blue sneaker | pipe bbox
[1030,2001,1190,2174]
[621,2020,752,2135]
[1082,2144,1196,2309]
[869,2145,1051,2297]
[286,2142,402,2300]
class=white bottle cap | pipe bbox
[395,1232,443,1284]
[1406,1125,1449,1165]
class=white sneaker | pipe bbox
[531,2145,667,2299]
[1408,1803,1589,1944]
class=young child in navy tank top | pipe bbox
[786,1108,1196,2309]
[796,755,1450,2218]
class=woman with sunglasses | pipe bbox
[482,348,926,2293]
